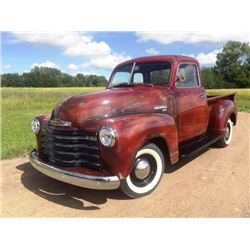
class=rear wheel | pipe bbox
[216,119,233,148]
[120,143,164,198]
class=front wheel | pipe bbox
[216,119,233,148]
[120,143,164,198]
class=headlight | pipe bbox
[99,127,116,147]
[31,118,40,134]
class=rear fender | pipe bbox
[98,113,178,179]
[208,100,237,136]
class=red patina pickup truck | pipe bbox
[29,55,237,198]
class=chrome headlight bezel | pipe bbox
[31,118,40,134]
[99,127,116,147]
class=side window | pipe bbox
[133,72,143,83]
[176,64,199,88]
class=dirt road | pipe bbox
[1,112,249,217]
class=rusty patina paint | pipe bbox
[52,85,169,129]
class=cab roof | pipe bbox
[116,55,199,68]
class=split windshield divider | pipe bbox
[127,62,136,85]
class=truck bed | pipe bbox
[207,93,236,103]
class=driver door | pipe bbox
[173,63,208,143]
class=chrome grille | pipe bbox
[40,128,101,171]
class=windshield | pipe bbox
[109,61,171,87]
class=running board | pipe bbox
[179,134,222,158]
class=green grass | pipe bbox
[1,87,249,159]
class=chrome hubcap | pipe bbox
[134,159,150,180]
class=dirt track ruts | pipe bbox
[1,112,249,217]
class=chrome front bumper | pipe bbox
[29,151,120,190]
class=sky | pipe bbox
[1,31,249,79]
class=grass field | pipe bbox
[1,87,249,159]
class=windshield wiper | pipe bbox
[112,82,157,88]
[112,82,136,88]
[150,82,168,86]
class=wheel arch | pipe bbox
[145,137,171,168]
[98,113,179,178]
[208,99,237,136]
[230,112,237,125]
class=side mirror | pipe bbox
[176,72,185,82]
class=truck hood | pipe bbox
[52,85,168,129]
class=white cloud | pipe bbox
[3,64,11,69]
[12,32,111,57]
[145,48,160,55]
[68,63,79,70]
[185,49,222,65]
[12,32,131,71]
[13,32,83,48]
[64,41,111,57]
[31,61,59,69]
[136,32,249,44]
[196,49,222,65]
[90,53,131,70]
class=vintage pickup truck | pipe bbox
[29,55,237,198]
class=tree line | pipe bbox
[1,41,249,88]
[201,41,250,88]
[1,67,108,87]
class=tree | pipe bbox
[201,67,218,89]
[1,68,108,87]
[1,73,22,87]
[201,67,236,89]
[215,41,250,88]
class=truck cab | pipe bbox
[30,55,237,198]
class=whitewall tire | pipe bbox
[216,119,233,148]
[120,143,164,198]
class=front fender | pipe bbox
[208,100,237,136]
[97,113,178,179]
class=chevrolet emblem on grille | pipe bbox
[49,118,72,127]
